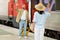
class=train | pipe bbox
[0,0,60,39]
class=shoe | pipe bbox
[24,36,27,39]
[19,36,21,39]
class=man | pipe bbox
[30,3,50,40]
[16,4,29,38]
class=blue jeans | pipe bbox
[19,20,27,36]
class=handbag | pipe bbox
[16,9,23,23]
[30,23,35,32]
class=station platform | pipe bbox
[0,24,57,40]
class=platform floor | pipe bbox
[0,24,57,40]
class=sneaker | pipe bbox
[19,36,22,39]
[24,36,27,39]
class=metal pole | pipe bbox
[39,0,42,3]
[29,0,31,22]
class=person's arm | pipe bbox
[30,22,35,32]
[47,2,51,13]
[30,12,37,32]
[25,10,30,24]
[33,12,37,22]
[16,9,22,23]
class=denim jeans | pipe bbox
[19,20,27,36]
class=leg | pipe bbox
[39,28,44,40]
[24,21,27,36]
[34,27,44,40]
[19,20,23,36]
[34,28,40,40]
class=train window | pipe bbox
[42,0,56,11]
[56,0,60,10]
[44,0,50,4]
[49,0,56,11]
[34,0,39,5]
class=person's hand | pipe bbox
[30,23,35,32]
[30,26,34,32]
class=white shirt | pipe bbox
[33,11,50,29]
[21,10,26,20]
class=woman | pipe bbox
[16,4,29,38]
[31,3,50,40]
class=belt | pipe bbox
[21,19,26,21]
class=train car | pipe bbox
[0,0,28,27]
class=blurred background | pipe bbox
[0,0,60,40]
